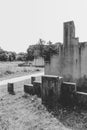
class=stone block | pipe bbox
[61,82,76,106]
[24,84,34,95]
[76,91,87,108]
[33,81,41,97]
[61,82,76,93]
[8,83,15,95]
[41,75,63,107]
[31,77,35,84]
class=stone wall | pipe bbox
[45,21,87,82]
[33,57,44,67]
[41,75,63,107]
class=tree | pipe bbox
[27,45,34,61]
[43,41,59,61]
[36,39,45,57]
[26,39,59,62]
[8,52,16,61]
[16,52,27,61]
[0,52,8,61]
[27,39,45,60]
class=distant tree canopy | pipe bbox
[0,47,16,61]
[16,52,27,61]
[0,39,60,62]
[27,39,45,61]
[42,41,59,61]
[26,38,59,61]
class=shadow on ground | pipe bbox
[44,102,87,130]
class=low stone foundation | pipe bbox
[33,81,41,97]
[23,75,87,109]
[31,77,35,84]
[8,83,15,95]
[61,82,76,106]
[76,91,87,108]
[41,75,63,107]
[24,84,34,95]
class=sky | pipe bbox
[0,0,87,53]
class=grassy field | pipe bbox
[0,61,44,81]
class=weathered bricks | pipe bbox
[8,83,15,95]
[24,84,34,95]
[31,77,35,84]
[33,81,41,97]
[41,75,63,107]
[61,82,76,106]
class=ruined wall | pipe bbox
[45,21,87,82]
[45,55,60,76]
[72,38,81,80]
[33,57,44,66]
[45,39,81,81]
[80,43,87,77]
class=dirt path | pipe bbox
[0,71,44,86]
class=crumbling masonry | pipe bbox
[45,21,87,82]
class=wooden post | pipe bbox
[8,83,15,95]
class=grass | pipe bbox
[0,61,44,81]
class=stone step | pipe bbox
[24,84,34,95]
[33,81,42,97]
[8,83,15,95]
[31,76,35,84]
[76,91,87,108]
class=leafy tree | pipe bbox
[26,39,59,62]
[16,52,27,61]
[43,41,59,61]
[27,39,45,60]
[0,52,8,61]
[8,52,16,61]
[36,39,45,57]
[27,45,34,61]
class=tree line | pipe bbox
[0,47,27,61]
[0,39,60,61]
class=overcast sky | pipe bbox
[0,0,87,53]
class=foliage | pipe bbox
[0,38,59,62]
[8,52,16,61]
[27,39,45,61]
[43,41,59,61]
[0,52,8,61]
[0,47,17,61]
[16,52,27,61]
[27,39,59,62]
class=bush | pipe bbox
[0,53,8,61]
[4,70,14,75]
